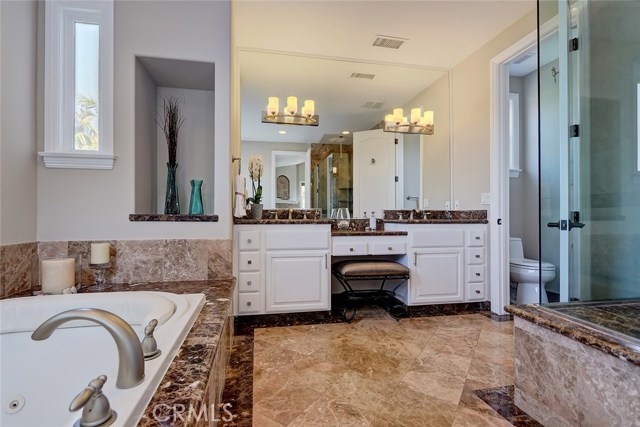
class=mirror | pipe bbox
[239,50,451,216]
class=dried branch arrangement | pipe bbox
[161,96,185,166]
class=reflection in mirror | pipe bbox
[239,50,451,216]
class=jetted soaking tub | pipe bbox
[0,291,205,427]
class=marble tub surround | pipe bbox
[129,213,219,222]
[506,304,640,366]
[0,241,37,298]
[509,314,640,427]
[383,209,488,223]
[77,280,235,427]
[35,239,232,288]
[250,312,526,427]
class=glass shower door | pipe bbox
[540,0,640,304]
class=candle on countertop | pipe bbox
[41,258,75,294]
[90,242,110,264]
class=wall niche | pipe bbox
[133,56,216,219]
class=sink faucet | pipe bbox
[31,308,145,389]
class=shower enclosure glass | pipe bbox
[539,0,640,304]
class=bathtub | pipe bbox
[0,291,205,427]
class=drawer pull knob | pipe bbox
[248,239,252,243]
[247,281,252,286]
[475,254,481,259]
[475,236,481,240]
[247,260,252,265]
[475,272,481,277]
[388,247,393,251]
[475,290,481,294]
[349,248,354,252]
[247,301,252,306]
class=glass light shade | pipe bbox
[384,114,394,123]
[304,100,314,116]
[286,96,297,114]
[423,110,434,126]
[267,97,279,115]
[393,108,404,124]
[411,108,421,124]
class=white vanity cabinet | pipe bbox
[233,224,331,315]
[385,223,487,305]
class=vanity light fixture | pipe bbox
[383,107,434,135]
[262,96,319,126]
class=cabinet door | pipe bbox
[265,251,329,313]
[411,248,464,303]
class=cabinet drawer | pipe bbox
[467,265,485,282]
[238,230,261,251]
[238,252,261,271]
[467,283,485,300]
[411,229,464,247]
[265,230,329,250]
[465,229,485,247]
[466,248,485,265]
[238,293,261,314]
[238,272,261,292]
[370,242,407,255]
[332,242,368,256]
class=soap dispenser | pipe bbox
[370,211,377,230]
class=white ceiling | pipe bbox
[235,0,536,144]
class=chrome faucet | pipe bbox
[31,308,145,389]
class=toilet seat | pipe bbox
[510,258,555,271]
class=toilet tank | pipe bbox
[509,237,524,259]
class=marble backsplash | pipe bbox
[0,242,38,298]
[0,239,231,297]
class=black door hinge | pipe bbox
[570,38,579,52]
[395,176,399,182]
[394,138,399,145]
[570,124,579,137]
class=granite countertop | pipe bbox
[129,214,219,222]
[383,218,489,224]
[331,230,408,236]
[233,218,334,225]
[80,280,235,426]
[506,304,640,367]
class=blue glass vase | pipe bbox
[189,179,204,215]
[164,163,180,214]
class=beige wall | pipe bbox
[0,1,38,245]
[451,8,537,211]
[36,1,231,241]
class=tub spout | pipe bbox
[31,308,145,389]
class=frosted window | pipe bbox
[74,23,100,151]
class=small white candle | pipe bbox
[91,242,110,264]
[41,258,75,294]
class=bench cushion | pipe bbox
[333,261,410,277]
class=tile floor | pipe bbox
[247,311,530,426]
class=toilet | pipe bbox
[509,237,556,304]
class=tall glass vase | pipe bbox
[189,179,204,215]
[164,163,180,214]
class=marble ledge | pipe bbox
[129,214,219,222]
[506,304,640,367]
[82,279,235,426]
[331,230,408,236]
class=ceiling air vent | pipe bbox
[372,35,407,49]
[350,72,375,80]
[360,101,384,109]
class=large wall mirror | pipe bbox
[239,49,451,217]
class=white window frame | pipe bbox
[40,0,115,169]
[508,93,521,178]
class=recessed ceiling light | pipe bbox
[278,130,287,135]
[342,131,350,135]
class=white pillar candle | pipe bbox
[91,242,110,264]
[41,258,75,294]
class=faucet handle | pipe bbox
[69,375,116,426]
[142,319,161,360]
